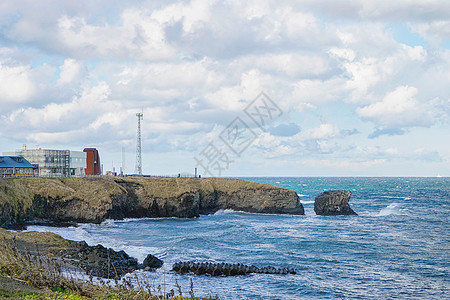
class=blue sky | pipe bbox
[0,0,449,177]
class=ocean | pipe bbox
[25,177,449,299]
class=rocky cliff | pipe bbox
[0,177,303,227]
[314,190,357,216]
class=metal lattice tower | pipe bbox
[135,112,143,175]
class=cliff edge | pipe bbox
[0,177,303,227]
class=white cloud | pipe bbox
[57,10,176,60]
[0,64,35,103]
[57,58,86,85]
[357,85,447,128]
[0,0,449,175]
[303,124,340,139]
[412,20,450,47]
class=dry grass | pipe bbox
[0,229,217,300]
[0,178,35,207]
[123,176,280,198]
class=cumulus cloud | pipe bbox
[0,64,35,103]
[303,123,340,139]
[357,85,447,128]
[57,58,86,85]
[0,0,449,175]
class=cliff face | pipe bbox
[314,190,357,216]
[0,177,303,227]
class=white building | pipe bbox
[3,145,87,177]
[70,151,87,176]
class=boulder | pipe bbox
[314,190,357,216]
[143,254,164,269]
[58,241,140,278]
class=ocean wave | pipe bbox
[297,193,309,197]
[377,203,404,216]
[213,209,237,215]
[100,217,186,226]
[300,200,315,204]
[212,209,301,218]
[379,195,412,200]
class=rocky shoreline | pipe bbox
[0,176,304,228]
[0,177,358,285]
[0,228,151,279]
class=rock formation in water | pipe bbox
[58,241,141,278]
[314,190,357,216]
[0,177,304,228]
[143,253,164,269]
[172,261,296,276]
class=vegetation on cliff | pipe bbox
[0,177,303,228]
[0,229,214,299]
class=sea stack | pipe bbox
[314,190,357,216]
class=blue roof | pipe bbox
[0,156,36,168]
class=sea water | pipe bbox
[25,177,449,299]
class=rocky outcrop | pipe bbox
[172,261,296,276]
[143,254,164,269]
[0,177,303,228]
[198,179,303,215]
[0,228,144,279]
[57,241,141,278]
[314,190,357,216]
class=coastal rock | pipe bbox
[59,241,140,278]
[0,228,141,279]
[198,179,304,215]
[314,190,357,216]
[0,177,304,227]
[143,254,164,269]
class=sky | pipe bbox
[0,0,449,177]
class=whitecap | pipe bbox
[377,203,403,216]
[300,200,315,204]
[297,193,309,197]
[213,209,236,215]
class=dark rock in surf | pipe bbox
[314,190,357,216]
[143,254,164,269]
[58,241,140,278]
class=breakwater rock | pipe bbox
[0,177,303,228]
[172,261,296,276]
[314,190,357,216]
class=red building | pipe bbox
[83,148,101,175]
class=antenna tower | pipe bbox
[121,146,125,176]
[135,112,143,175]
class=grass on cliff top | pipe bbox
[0,228,72,247]
[1,176,284,204]
[0,229,216,300]
[0,177,127,210]
[0,178,35,208]
[121,176,282,198]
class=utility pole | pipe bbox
[135,112,143,175]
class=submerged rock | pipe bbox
[143,254,164,269]
[314,190,357,216]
